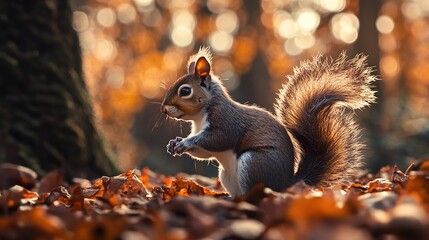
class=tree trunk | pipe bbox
[0,0,119,179]
[235,0,274,110]
[354,0,386,169]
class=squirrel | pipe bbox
[161,47,376,197]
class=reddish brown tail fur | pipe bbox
[275,52,377,186]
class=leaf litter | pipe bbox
[0,162,429,240]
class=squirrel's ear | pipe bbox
[195,57,210,77]
[194,57,211,88]
[188,61,195,74]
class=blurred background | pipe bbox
[70,0,429,177]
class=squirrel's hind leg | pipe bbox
[237,151,292,194]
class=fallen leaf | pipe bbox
[34,170,65,193]
[0,163,37,190]
[367,178,393,193]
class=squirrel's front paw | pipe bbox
[173,140,190,156]
[167,137,185,156]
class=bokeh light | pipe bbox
[380,54,400,80]
[96,7,116,28]
[106,66,125,88]
[376,15,395,34]
[295,33,316,50]
[320,0,346,12]
[330,12,359,44]
[401,1,423,20]
[72,11,89,32]
[274,12,297,39]
[216,10,239,34]
[94,38,117,61]
[117,3,137,24]
[284,39,303,56]
[134,0,153,8]
[207,0,230,13]
[170,26,194,48]
[170,10,196,48]
[379,35,398,52]
[135,0,155,12]
[209,31,234,53]
[172,10,196,29]
[296,8,320,33]
[70,0,429,173]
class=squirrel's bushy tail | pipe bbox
[275,52,376,186]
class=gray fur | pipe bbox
[162,49,376,195]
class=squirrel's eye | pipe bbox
[177,84,193,99]
[179,87,192,97]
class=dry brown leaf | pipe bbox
[285,195,355,232]
[161,177,227,200]
[0,207,67,239]
[73,216,128,240]
[108,170,149,197]
[367,178,393,193]
[0,164,428,239]
[0,163,37,190]
[405,171,429,211]
[0,185,39,212]
[391,165,409,186]
[34,169,65,194]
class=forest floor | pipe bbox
[0,162,428,240]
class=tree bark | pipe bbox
[0,0,119,179]
[354,0,386,169]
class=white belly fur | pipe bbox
[187,147,241,196]
[189,112,207,136]
[187,112,241,196]
[215,150,241,196]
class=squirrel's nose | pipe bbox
[161,105,167,114]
